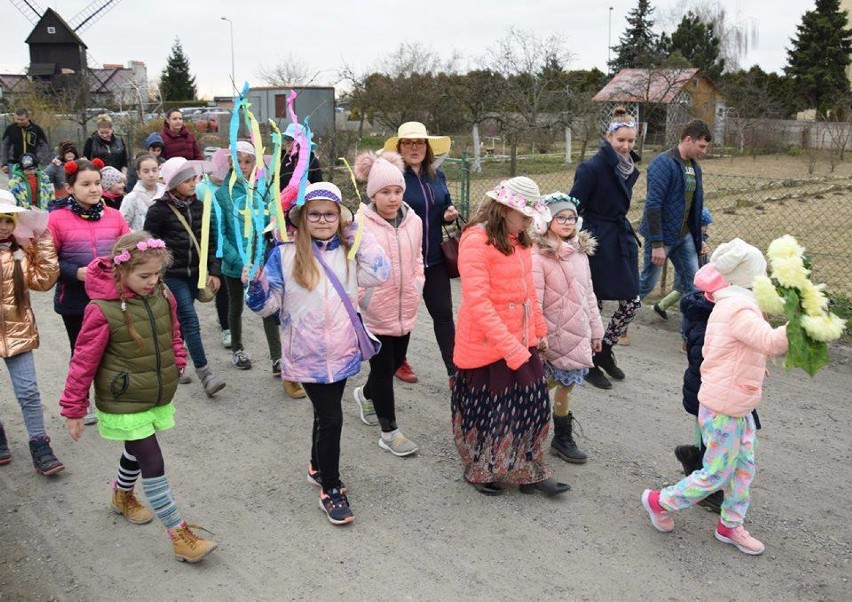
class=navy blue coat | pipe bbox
[638,147,703,251]
[570,142,641,300]
[402,166,453,268]
[681,290,762,429]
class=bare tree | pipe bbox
[256,54,315,87]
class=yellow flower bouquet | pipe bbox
[753,235,847,376]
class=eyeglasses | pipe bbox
[306,211,340,223]
[400,140,427,148]
[553,215,577,225]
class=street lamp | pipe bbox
[607,6,614,73]
[221,17,235,90]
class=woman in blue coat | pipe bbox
[569,108,641,389]
[383,123,459,386]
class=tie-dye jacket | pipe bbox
[246,226,390,384]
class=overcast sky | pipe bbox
[0,0,822,99]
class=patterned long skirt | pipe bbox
[451,348,552,485]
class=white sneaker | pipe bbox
[221,329,232,349]
[83,409,98,425]
[353,386,378,426]
[378,432,418,457]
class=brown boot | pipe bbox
[283,380,307,399]
[168,522,217,563]
[111,486,154,524]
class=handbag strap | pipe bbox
[167,203,203,257]
[442,215,467,237]
[311,243,366,337]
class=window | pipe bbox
[47,26,56,34]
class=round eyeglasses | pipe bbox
[306,211,340,223]
[553,215,577,225]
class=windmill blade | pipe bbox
[69,0,124,34]
[9,0,45,24]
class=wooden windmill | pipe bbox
[11,1,123,80]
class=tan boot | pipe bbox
[168,522,217,563]
[111,487,154,525]
[283,380,307,399]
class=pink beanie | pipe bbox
[354,151,406,198]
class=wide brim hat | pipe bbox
[0,190,49,240]
[485,176,550,219]
[287,182,354,226]
[159,157,215,190]
[383,122,452,157]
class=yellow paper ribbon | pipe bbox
[338,157,364,260]
[199,178,213,289]
[270,121,287,242]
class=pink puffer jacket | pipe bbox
[698,286,788,417]
[359,204,425,336]
[454,224,547,371]
[533,231,604,371]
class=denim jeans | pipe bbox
[3,351,47,438]
[639,232,700,300]
[165,277,208,369]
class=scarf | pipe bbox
[616,151,635,180]
[52,196,105,221]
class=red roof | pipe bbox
[593,68,705,104]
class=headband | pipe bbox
[608,121,637,133]
[113,238,167,265]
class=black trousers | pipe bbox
[215,281,229,331]
[364,333,410,432]
[303,380,347,492]
[61,314,84,353]
[422,263,456,375]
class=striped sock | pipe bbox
[115,450,140,491]
[141,475,183,530]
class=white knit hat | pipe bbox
[485,176,550,218]
[100,166,125,191]
[710,238,766,288]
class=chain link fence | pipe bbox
[441,153,852,300]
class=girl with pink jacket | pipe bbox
[532,193,604,464]
[642,238,788,556]
[352,152,424,457]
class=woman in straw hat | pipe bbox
[451,176,570,497]
[384,122,459,386]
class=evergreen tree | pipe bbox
[664,12,726,81]
[609,0,663,72]
[160,38,197,101]
[785,0,852,112]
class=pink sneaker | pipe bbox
[641,489,674,532]
[715,522,765,555]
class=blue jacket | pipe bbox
[570,142,641,300]
[215,174,272,279]
[402,166,453,268]
[639,147,703,250]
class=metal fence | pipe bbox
[443,153,852,299]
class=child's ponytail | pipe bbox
[10,243,28,319]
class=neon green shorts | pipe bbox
[95,403,175,441]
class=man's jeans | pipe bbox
[639,232,700,300]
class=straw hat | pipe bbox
[485,176,550,218]
[287,182,354,226]
[383,122,452,156]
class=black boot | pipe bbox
[698,490,724,513]
[29,436,64,477]
[596,342,625,380]
[0,423,10,465]
[519,478,571,496]
[551,413,587,464]
[584,366,612,389]
[674,444,703,476]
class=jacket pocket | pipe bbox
[734,380,760,394]
[110,372,130,397]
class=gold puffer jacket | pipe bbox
[0,234,59,358]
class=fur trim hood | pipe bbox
[534,230,597,259]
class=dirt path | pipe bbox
[1,288,850,601]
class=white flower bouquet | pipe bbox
[753,235,847,376]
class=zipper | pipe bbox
[185,205,193,278]
[396,225,404,333]
[417,175,432,266]
[142,297,164,402]
[515,249,530,349]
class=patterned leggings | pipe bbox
[659,405,757,527]
[601,297,641,346]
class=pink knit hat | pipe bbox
[354,151,406,199]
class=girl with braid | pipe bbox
[60,232,217,563]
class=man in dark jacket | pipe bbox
[638,120,711,300]
[1,108,50,173]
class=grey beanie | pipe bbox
[542,192,579,221]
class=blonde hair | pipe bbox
[110,231,173,349]
[291,203,351,291]
[96,114,113,127]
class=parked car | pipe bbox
[195,110,231,133]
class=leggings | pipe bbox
[61,314,84,352]
[124,434,165,478]
[215,281,229,331]
[303,380,347,492]
[364,334,410,432]
[601,297,641,346]
[224,275,281,360]
[422,263,456,375]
